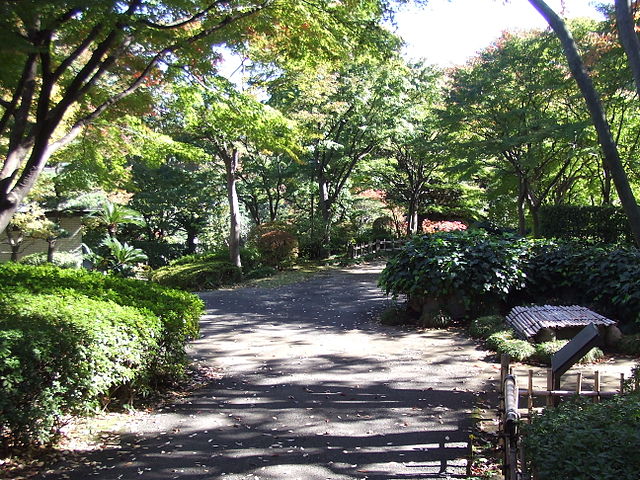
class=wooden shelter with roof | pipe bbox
[506,305,617,342]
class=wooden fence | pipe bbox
[498,354,634,479]
[348,238,406,259]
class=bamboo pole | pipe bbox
[546,369,554,407]
[594,370,600,403]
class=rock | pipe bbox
[605,325,623,346]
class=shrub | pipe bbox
[0,263,203,378]
[379,231,531,315]
[539,204,632,244]
[421,219,468,234]
[530,340,603,365]
[372,216,396,240]
[524,394,640,480]
[253,227,299,270]
[526,242,640,324]
[0,292,161,448]
[486,330,535,362]
[151,260,241,291]
[469,315,505,339]
[18,251,82,269]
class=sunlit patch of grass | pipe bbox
[239,261,337,289]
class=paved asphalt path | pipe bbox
[38,263,495,480]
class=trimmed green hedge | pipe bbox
[0,263,204,448]
[539,204,632,244]
[0,293,161,447]
[524,393,640,480]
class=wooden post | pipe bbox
[376,239,380,253]
[594,370,600,403]
[546,369,554,407]
[467,434,473,477]
[620,373,625,394]
[528,369,534,422]
[500,355,510,392]
[576,372,582,396]
[348,244,355,259]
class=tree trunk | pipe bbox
[318,175,331,223]
[615,0,640,99]
[224,148,242,270]
[528,0,640,246]
[530,204,541,238]
[10,243,20,262]
[185,228,197,255]
[517,180,527,236]
[47,238,56,263]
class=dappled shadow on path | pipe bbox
[36,264,496,479]
[37,356,486,479]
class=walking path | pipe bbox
[38,262,497,480]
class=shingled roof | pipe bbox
[506,305,616,340]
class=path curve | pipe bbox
[38,263,495,480]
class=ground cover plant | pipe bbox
[523,392,640,480]
[150,248,265,290]
[0,263,204,450]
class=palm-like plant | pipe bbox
[94,201,146,237]
[84,237,148,277]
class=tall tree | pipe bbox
[527,0,640,245]
[177,80,300,268]
[0,0,404,234]
[271,58,410,249]
[445,29,595,236]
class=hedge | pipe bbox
[0,293,161,448]
[151,259,242,290]
[0,264,204,449]
[524,393,640,480]
[378,231,531,316]
[539,204,632,244]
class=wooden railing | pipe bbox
[348,238,406,259]
[498,354,633,479]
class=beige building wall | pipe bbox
[0,216,84,262]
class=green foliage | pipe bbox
[531,340,604,365]
[151,260,241,291]
[526,242,640,324]
[371,216,397,240]
[18,252,82,269]
[379,231,530,312]
[539,205,632,244]
[617,334,640,355]
[524,394,640,480]
[469,315,505,339]
[0,263,203,378]
[485,330,536,362]
[84,237,148,277]
[0,293,161,448]
[382,232,640,327]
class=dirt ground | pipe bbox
[23,261,638,480]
